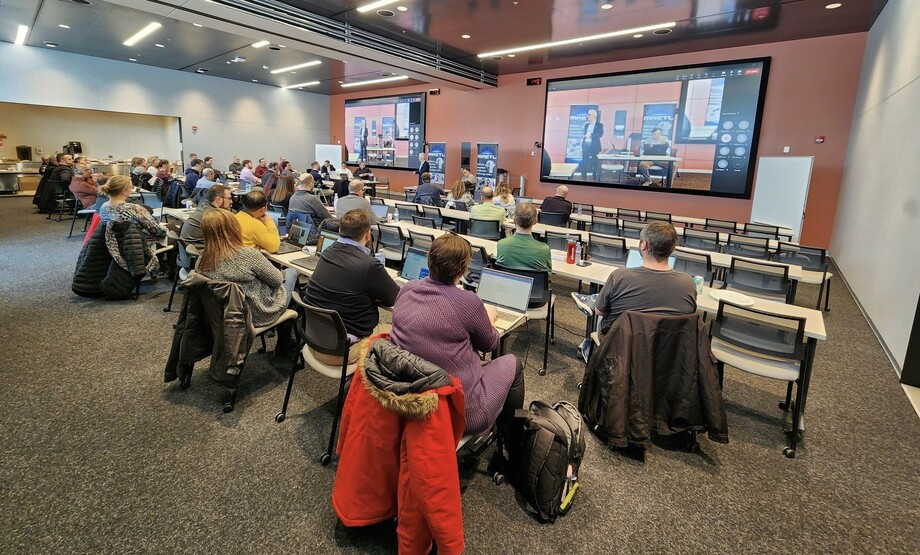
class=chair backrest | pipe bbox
[682,228,721,252]
[573,203,594,215]
[544,231,575,252]
[773,242,827,273]
[742,222,780,239]
[617,208,641,221]
[645,211,672,223]
[453,201,469,211]
[268,202,287,215]
[724,233,771,259]
[620,219,645,239]
[538,211,570,226]
[408,229,436,251]
[590,214,620,236]
[377,176,389,185]
[710,301,807,361]
[291,293,350,357]
[467,245,489,278]
[494,264,551,308]
[395,201,421,218]
[412,215,437,229]
[469,218,502,240]
[376,222,406,250]
[672,247,713,284]
[403,191,414,201]
[587,233,628,266]
[704,218,737,233]
[369,197,385,205]
[516,196,533,205]
[724,258,791,302]
[511,187,521,196]
[421,205,444,225]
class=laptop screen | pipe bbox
[318,230,340,253]
[644,143,669,155]
[626,248,676,269]
[399,247,430,281]
[287,221,312,246]
[477,268,534,313]
[371,204,389,219]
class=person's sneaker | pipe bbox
[570,292,597,318]
[179,267,189,281]
[579,339,592,363]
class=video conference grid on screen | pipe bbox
[344,93,427,171]
[541,58,770,199]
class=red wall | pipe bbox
[330,33,867,247]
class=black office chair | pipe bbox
[682,228,721,253]
[587,233,628,266]
[589,214,620,236]
[723,233,771,260]
[469,218,502,240]
[774,242,832,311]
[672,247,714,285]
[461,245,490,290]
[538,211,570,227]
[412,215,438,229]
[618,219,645,239]
[742,222,781,239]
[495,264,555,376]
[421,205,455,231]
[543,231,576,252]
[704,218,738,233]
[723,258,792,303]
[395,201,421,220]
[376,223,407,267]
[408,229,436,252]
[617,208,642,222]
[645,211,672,223]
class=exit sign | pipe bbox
[526,77,542,86]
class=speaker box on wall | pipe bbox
[16,146,32,161]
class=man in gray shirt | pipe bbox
[288,173,331,229]
[335,179,379,223]
[595,221,696,335]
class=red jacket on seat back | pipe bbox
[332,335,466,555]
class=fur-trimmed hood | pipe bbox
[362,338,453,420]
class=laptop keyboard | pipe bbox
[495,309,520,322]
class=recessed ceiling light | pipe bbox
[270,60,321,74]
[397,6,407,11]
[601,3,613,9]
[356,0,398,13]
[376,9,396,17]
[267,45,282,51]
[14,24,28,45]
[193,23,203,27]
[825,2,842,8]
[461,34,471,39]
[67,0,92,4]
[652,28,672,35]
[44,41,59,48]
[340,75,409,88]
[123,22,161,46]
[230,56,246,63]
[262,65,269,69]
[58,24,70,29]
[633,33,643,38]
[251,40,270,48]
[252,79,258,82]
[490,56,503,61]
[338,80,344,84]
[154,43,165,48]
[478,21,676,57]
[283,81,320,89]
[508,53,516,57]
[195,68,209,73]
[129,58,137,61]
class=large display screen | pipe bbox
[541,58,770,198]
[345,93,426,170]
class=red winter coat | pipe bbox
[332,336,466,555]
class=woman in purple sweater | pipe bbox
[390,234,525,449]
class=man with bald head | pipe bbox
[470,186,506,222]
[541,185,573,217]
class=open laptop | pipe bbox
[317,230,340,253]
[397,247,430,282]
[644,143,670,156]
[276,221,313,254]
[476,268,534,334]
[371,203,390,220]
[626,248,676,269]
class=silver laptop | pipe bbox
[276,221,313,254]
[626,248,676,269]
[476,268,534,333]
[398,247,430,282]
[371,203,390,220]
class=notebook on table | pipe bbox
[276,221,313,254]
[626,248,676,269]
[476,268,534,333]
[397,247,430,282]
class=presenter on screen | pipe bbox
[638,127,672,185]
[360,120,368,162]
[415,152,430,186]
[580,109,604,181]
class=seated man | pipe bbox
[180,184,232,249]
[460,168,478,192]
[193,168,218,202]
[228,155,243,175]
[412,172,442,206]
[594,221,696,335]
[289,174,331,232]
[469,187,506,222]
[307,161,323,184]
[234,191,281,253]
[239,159,261,189]
[353,161,373,179]
[541,185,573,216]
[495,202,552,274]
[184,158,204,195]
[304,209,400,364]
[638,127,672,185]
[336,179,379,223]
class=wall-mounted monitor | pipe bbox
[540,58,770,199]
[345,93,426,170]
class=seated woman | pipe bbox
[197,209,299,332]
[445,179,475,209]
[98,175,165,242]
[390,233,524,452]
[271,174,296,213]
[69,163,98,210]
[492,181,515,210]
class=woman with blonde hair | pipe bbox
[445,180,474,210]
[98,175,165,241]
[492,179,515,210]
[197,209,299,329]
[271,174,296,212]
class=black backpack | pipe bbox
[514,400,585,523]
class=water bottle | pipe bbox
[566,236,576,264]
[577,204,583,215]
[575,240,583,264]
[333,193,339,212]
[394,208,400,222]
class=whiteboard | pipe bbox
[315,144,343,169]
[750,156,813,242]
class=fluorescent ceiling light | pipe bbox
[825,2,842,8]
[14,24,28,45]
[478,21,677,57]
[193,23,203,28]
[283,81,320,89]
[270,60,321,74]
[59,24,70,29]
[251,40,270,48]
[340,75,409,88]
[356,0,398,13]
[123,22,162,46]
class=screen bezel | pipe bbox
[540,57,771,200]
[344,92,427,172]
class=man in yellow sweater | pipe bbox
[235,191,280,253]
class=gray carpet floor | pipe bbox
[1,196,918,554]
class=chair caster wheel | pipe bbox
[783,447,796,459]
[320,453,332,466]
[538,368,547,376]
[275,412,285,423]
[163,307,170,312]
[492,472,505,486]
[223,403,234,413]
[778,401,789,411]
